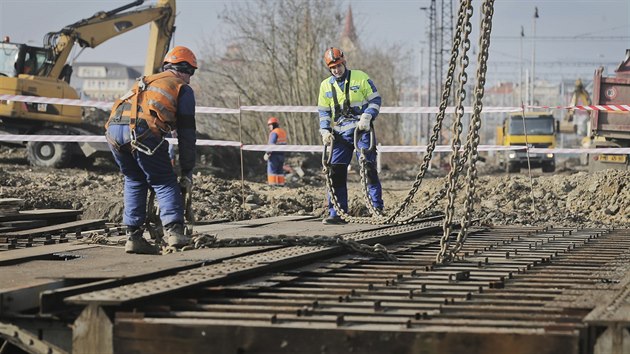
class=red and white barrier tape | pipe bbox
[531,105,630,112]
[1,134,628,154]
[3,94,628,114]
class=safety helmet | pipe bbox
[164,46,198,69]
[267,117,279,125]
[324,47,346,68]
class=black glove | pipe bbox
[179,176,192,194]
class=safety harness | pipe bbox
[330,70,353,121]
[106,72,184,155]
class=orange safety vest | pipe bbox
[106,71,186,136]
[270,127,287,145]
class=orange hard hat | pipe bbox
[164,46,198,69]
[267,117,279,125]
[324,47,345,68]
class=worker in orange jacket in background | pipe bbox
[264,117,287,186]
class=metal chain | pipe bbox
[451,0,494,258]
[437,0,474,262]
[323,0,475,227]
[381,0,475,223]
[73,232,127,246]
[356,131,385,217]
[437,0,495,263]
[163,233,397,261]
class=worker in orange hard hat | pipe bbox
[318,47,383,225]
[264,117,288,186]
[105,45,198,254]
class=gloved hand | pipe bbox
[357,113,372,131]
[179,175,192,194]
[263,153,270,161]
[321,130,334,145]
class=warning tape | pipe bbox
[2,94,629,114]
[1,134,628,155]
[0,134,242,147]
[531,105,630,112]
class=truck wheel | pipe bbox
[26,129,72,168]
[507,162,520,173]
[542,163,555,173]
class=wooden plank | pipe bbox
[0,219,107,238]
[73,304,113,354]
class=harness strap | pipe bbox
[331,70,352,120]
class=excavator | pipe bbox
[0,0,176,167]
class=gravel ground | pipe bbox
[0,145,628,228]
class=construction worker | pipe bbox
[105,45,198,254]
[317,47,383,225]
[264,116,287,186]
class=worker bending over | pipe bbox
[105,46,198,254]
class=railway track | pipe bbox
[1,216,629,354]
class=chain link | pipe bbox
[437,0,474,263]
[322,0,477,228]
[162,233,397,261]
[73,232,127,246]
[437,0,494,263]
[320,0,493,264]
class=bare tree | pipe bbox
[193,0,411,148]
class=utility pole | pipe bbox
[418,47,424,144]
[520,25,524,104]
[531,6,539,106]
[431,0,438,106]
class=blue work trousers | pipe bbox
[328,128,383,217]
[106,123,184,228]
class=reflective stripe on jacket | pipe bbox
[317,69,381,131]
[106,71,186,136]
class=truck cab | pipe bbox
[497,112,557,173]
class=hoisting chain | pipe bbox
[322,140,377,224]
[437,0,494,263]
[356,129,385,217]
[438,0,474,262]
[322,0,476,227]
[162,232,397,261]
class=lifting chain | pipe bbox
[321,0,494,264]
[322,0,481,228]
[161,232,398,261]
[437,0,494,263]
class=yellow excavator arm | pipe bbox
[45,0,176,79]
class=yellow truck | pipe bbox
[496,112,557,173]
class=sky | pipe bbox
[1,0,629,83]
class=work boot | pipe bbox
[125,228,158,255]
[322,215,348,225]
[164,223,191,248]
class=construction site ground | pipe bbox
[0,145,627,229]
